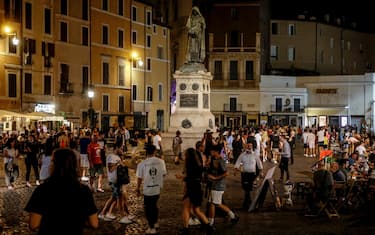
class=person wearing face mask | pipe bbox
[234,142,263,209]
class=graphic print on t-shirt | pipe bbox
[149,167,158,187]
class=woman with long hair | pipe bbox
[25,148,98,235]
[177,147,213,235]
[3,138,20,190]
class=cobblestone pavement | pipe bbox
[1,143,375,235]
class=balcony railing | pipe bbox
[223,104,243,112]
[270,105,304,113]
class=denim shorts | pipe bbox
[110,182,122,199]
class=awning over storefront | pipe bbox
[25,112,64,121]
[305,105,347,116]
[0,110,22,117]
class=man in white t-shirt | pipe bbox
[152,130,163,158]
[356,142,367,157]
[307,129,316,157]
[136,145,167,234]
[316,127,325,156]
[254,129,262,156]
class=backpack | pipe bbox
[117,165,130,185]
[172,136,180,152]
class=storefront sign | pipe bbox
[316,88,337,94]
[35,104,55,114]
[319,116,327,127]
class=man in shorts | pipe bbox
[302,128,309,157]
[207,144,239,227]
[87,136,105,192]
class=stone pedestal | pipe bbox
[169,63,215,135]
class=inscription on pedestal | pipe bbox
[180,94,198,108]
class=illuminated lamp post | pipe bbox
[88,89,95,130]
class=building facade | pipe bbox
[259,75,307,127]
[0,0,22,111]
[0,0,170,133]
[260,73,375,132]
[130,0,170,130]
[270,18,375,75]
[207,1,264,128]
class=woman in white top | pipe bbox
[3,138,20,190]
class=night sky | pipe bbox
[270,0,374,32]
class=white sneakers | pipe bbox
[99,213,136,224]
[26,181,41,187]
[103,213,116,221]
[119,216,132,224]
[188,217,201,226]
[81,176,89,182]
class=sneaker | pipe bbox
[98,214,105,220]
[230,215,240,225]
[154,222,159,229]
[188,217,201,226]
[104,213,116,221]
[97,188,105,193]
[81,176,89,182]
[145,227,158,234]
[26,182,32,187]
[119,216,132,224]
[36,180,40,186]
[7,185,14,190]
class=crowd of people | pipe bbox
[1,122,375,234]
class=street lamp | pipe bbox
[2,25,19,45]
[87,89,95,130]
[130,51,144,128]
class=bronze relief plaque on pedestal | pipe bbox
[180,94,198,108]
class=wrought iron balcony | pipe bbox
[223,104,243,112]
[270,105,304,113]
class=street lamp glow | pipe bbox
[138,60,144,67]
[3,26,11,34]
[12,36,19,45]
[131,51,138,59]
[88,90,94,98]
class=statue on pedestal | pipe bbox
[185,6,206,64]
